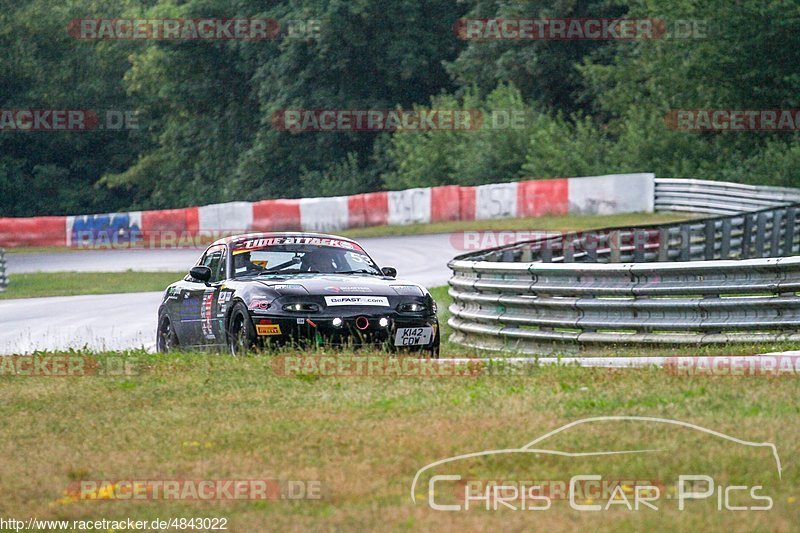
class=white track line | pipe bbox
[437,355,800,374]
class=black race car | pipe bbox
[156,232,440,356]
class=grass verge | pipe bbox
[340,211,695,238]
[0,349,796,530]
[0,271,185,300]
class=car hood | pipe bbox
[253,274,422,297]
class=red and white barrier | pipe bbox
[252,199,301,231]
[567,173,654,215]
[0,216,67,247]
[475,182,518,220]
[430,186,461,222]
[0,173,655,247]
[458,186,476,221]
[198,202,253,235]
[300,196,350,231]
[347,192,389,228]
[388,188,432,226]
[517,178,569,217]
[141,207,200,245]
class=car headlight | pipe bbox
[283,303,320,312]
[397,302,428,313]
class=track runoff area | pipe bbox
[272,354,800,378]
[3,173,800,372]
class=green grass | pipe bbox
[0,271,185,300]
[0,349,796,530]
[340,211,695,238]
[4,245,75,255]
[0,211,794,530]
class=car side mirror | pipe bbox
[190,266,212,284]
[381,266,397,278]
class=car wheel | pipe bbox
[157,313,179,353]
[227,302,257,356]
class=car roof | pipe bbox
[211,232,362,247]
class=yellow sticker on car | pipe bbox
[256,324,282,336]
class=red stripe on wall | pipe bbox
[252,199,302,231]
[517,178,568,217]
[0,216,67,247]
[430,186,461,222]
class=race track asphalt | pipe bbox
[0,234,462,354]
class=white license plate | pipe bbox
[394,327,434,346]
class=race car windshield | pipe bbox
[232,238,381,278]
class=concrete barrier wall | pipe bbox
[387,188,432,226]
[0,173,656,247]
[568,173,655,215]
[300,196,350,232]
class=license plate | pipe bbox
[394,327,433,346]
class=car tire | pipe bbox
[227,302,257,356]
[156,312,179,353]
[425,328,440,359]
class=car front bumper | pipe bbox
[248,311,439,350]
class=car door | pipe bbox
[207,245,231,347]
[178,245,226,347]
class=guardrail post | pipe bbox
[585,234,598,262]
[755,212,767,258]
[564,233,575,263]
[633,229,646,262]
[720,218,732,259]
[771,209,783,257]
[609,231,621,262]
[785,207,797,256]
[742,214,753,259]
[679,224,691,261]
[704,220,716,260]
[540,239,553,263]
[658,228,669,261]
[0,248,6,292]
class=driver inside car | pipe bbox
[300,249,338,273]
[233,251,265,274]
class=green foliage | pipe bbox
[389,0,800,188]
[0,0,142,216]
[444,0,625,114]
[384,84,532,189]
[523,113,612,177]
[101,0,468,208]
[2,0,800,215]
[299,152,371,197]
[721,137,800,187]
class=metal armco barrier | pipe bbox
[449,179,800,353]
[466,203,800,265]
[654,178,800,215]
[0,248,7,291]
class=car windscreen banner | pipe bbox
[232,236,364,254]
